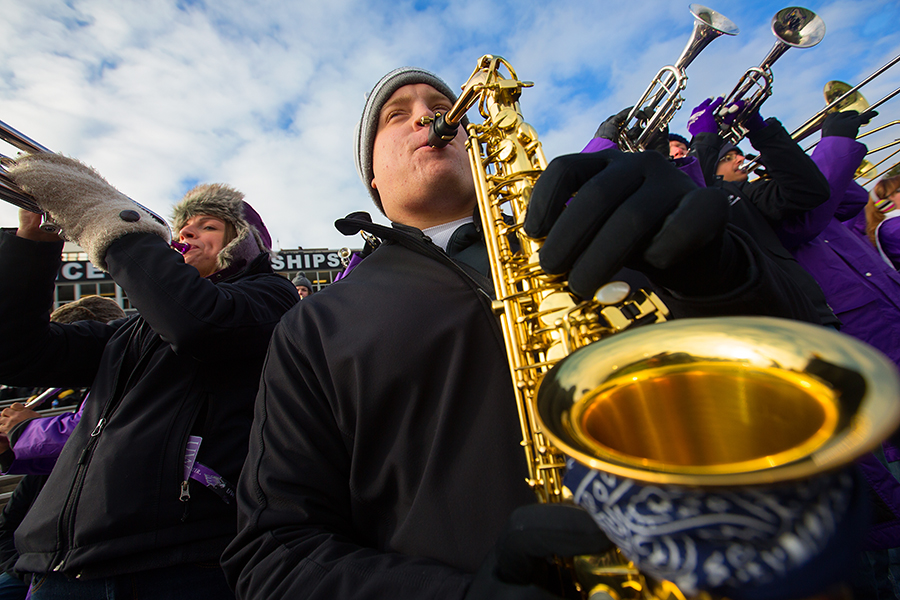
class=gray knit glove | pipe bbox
[8,153,171,271]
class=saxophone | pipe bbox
[429,55,900,600]
[429,54,676,599]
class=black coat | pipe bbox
[691,120,838,327]
[222,217,823,600]
[0,231,298,579]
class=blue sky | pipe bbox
[1,0,899,250]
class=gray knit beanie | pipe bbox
[354,67,469,214]
[291,273,312,290]
[171,184,271,272]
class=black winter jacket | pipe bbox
[0,231,298,579]
[222,218,823,600]
[691,119,838,327]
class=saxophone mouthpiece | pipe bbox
[427,112,459,148]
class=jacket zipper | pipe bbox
[50,258,261,573]
[53,321,160,574]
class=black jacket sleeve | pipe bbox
[0,232,116,387]
[689,120,831,223]
[689,130,723,187]
[742,119,831,222]
[221,317,472,600]
[104,233,298,363]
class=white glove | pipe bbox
[8,153,171,271]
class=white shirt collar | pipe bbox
[422,216,474,252]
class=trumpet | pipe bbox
[617,4,738,152]
[0,119,169,237]
[717,6,825,144]
[338,247,352,269]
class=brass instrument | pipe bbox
[718,7,825,144]
[338,247,352,269]
[0,119,59,232]
[853,121,900,182]
[791,53,900,143]
[431,55,900,599]
[0,119,169,237]
[856,158,879,181]
[618,4,738,152]
[859,142,900,185]
[744,56,900,175]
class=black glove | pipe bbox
[524,149,744,299]
[626,108,670,156]
[593,107,632,141]
[821,109,878,138]
[465,504,612,600]
[593,108,669,156]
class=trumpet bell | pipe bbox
[689,3,739,39]
[773,6,826,49]
[536,316,900,488]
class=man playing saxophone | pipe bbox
[222,67,858,600]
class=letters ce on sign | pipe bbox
[57,261,112,282]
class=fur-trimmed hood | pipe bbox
[171,184,272,273]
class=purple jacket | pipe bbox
[783,135,900,550]
[782,136,900,367]
[3,402,83,475]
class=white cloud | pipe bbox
[2,0,900,249]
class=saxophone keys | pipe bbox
[538,291,577,326]
[595,281,631,305]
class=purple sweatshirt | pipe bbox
[3,402,83,475]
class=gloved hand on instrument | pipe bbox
[464,504,612,600]
[592,107,669,156]
[593,107,632,143]
[626,107,671,157]
[822,109,877,139]
[719,99,767,133]
[524,148,746,300]
[8,153,171,271]
[687,97,723,137]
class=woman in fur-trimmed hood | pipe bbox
[172,183,273,280]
